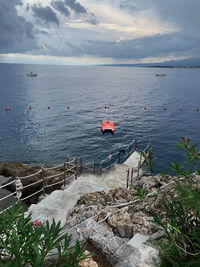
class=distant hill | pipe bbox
[101,57,200,68]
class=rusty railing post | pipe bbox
[80,157,83,174]
[63,162,66,187]
[118,151,121,163]
[134,139,137,151]
[137,155,142,179]
[149,141,153,175]
[128,145,131,157]
[100,161,103,175]
[75,157,78,179]
[126,169,130,188]
[130,168,134,187]
[121,150,124,162]
[66,156,69,178]
[41,168,45,196]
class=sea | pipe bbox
[0,63,200,173]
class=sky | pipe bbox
[0,0,200,65]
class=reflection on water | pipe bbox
[0,64,200,173]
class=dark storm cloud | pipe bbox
[134,0,200,32]
[152,0,200,27]
[64,0,87,14]
[87,13,99,25]
[114,0,200,61]
[0,0,37,53]
[26,3,30,11]
[149,0,200,58]
[32,4,59,26]
[78,30,200,60]
[51,1,70,17]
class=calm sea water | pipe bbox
[0,63,200,172]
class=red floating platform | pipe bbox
[101,121,115,133]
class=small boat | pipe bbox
[156,73,166,77]
[27,72,37,77]
[102,121,115,133]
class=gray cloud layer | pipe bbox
[0,0,200,64]
[32,4,59,26]
[64,0,87,14]
[0,0,37,53]
[51,1,70,17]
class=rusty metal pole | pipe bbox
[130,168,134,187]
[126,169,130,188]
[100,161,103,175]
[128,145,131,157]
[75,157,78,179]
[41,168,45,196]
[80,157,83,174]
[121,150,124,162]
[63,162,66,187]
[149,141,153,175]
[66,156,69,177]
[118,151,121,163]
[134,139,137,151]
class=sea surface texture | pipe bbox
[0,63,200,172]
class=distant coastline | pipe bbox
[100,64,200,68]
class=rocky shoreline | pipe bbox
[2,158,199,266]
[0,161,67,205]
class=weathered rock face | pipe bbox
[0,161,40,178]
[77,188,133,206]
[79,250,98,267]
[65,188,156,239]
[1,162,66,204]
[64,218,158,267]
[64,174,181,239]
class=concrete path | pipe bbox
[28,151,142,226]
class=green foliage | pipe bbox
[151,139,200,266]
[133,186,149,200]
[0,202,91,266]
[139,145,157,175]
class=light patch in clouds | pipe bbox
[0,52,190,66]
[78,1,178,40]
[0,53,114,65]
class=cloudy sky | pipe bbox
[0,0,200,65]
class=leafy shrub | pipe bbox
[151,139,200,266]
[0,203,90,266]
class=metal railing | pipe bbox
[0,138,142,213]
[0,157,76,214]
[75,139,137,175]
[126,141,152,189]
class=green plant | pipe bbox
[0,202,91,266]
[133,186,149,200]
[152,139,200,266]
[139,147,157,175]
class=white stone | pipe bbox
[128,233,159,267]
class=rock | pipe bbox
[65,188,156,239]
[1,161,66,204]
[0,161,40,178]
[64,218,159,267]
[127,233,159,267]
[134,175,163,189]
[79,250,98,267]
[77,188,132,206]
[108,209,155,238]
